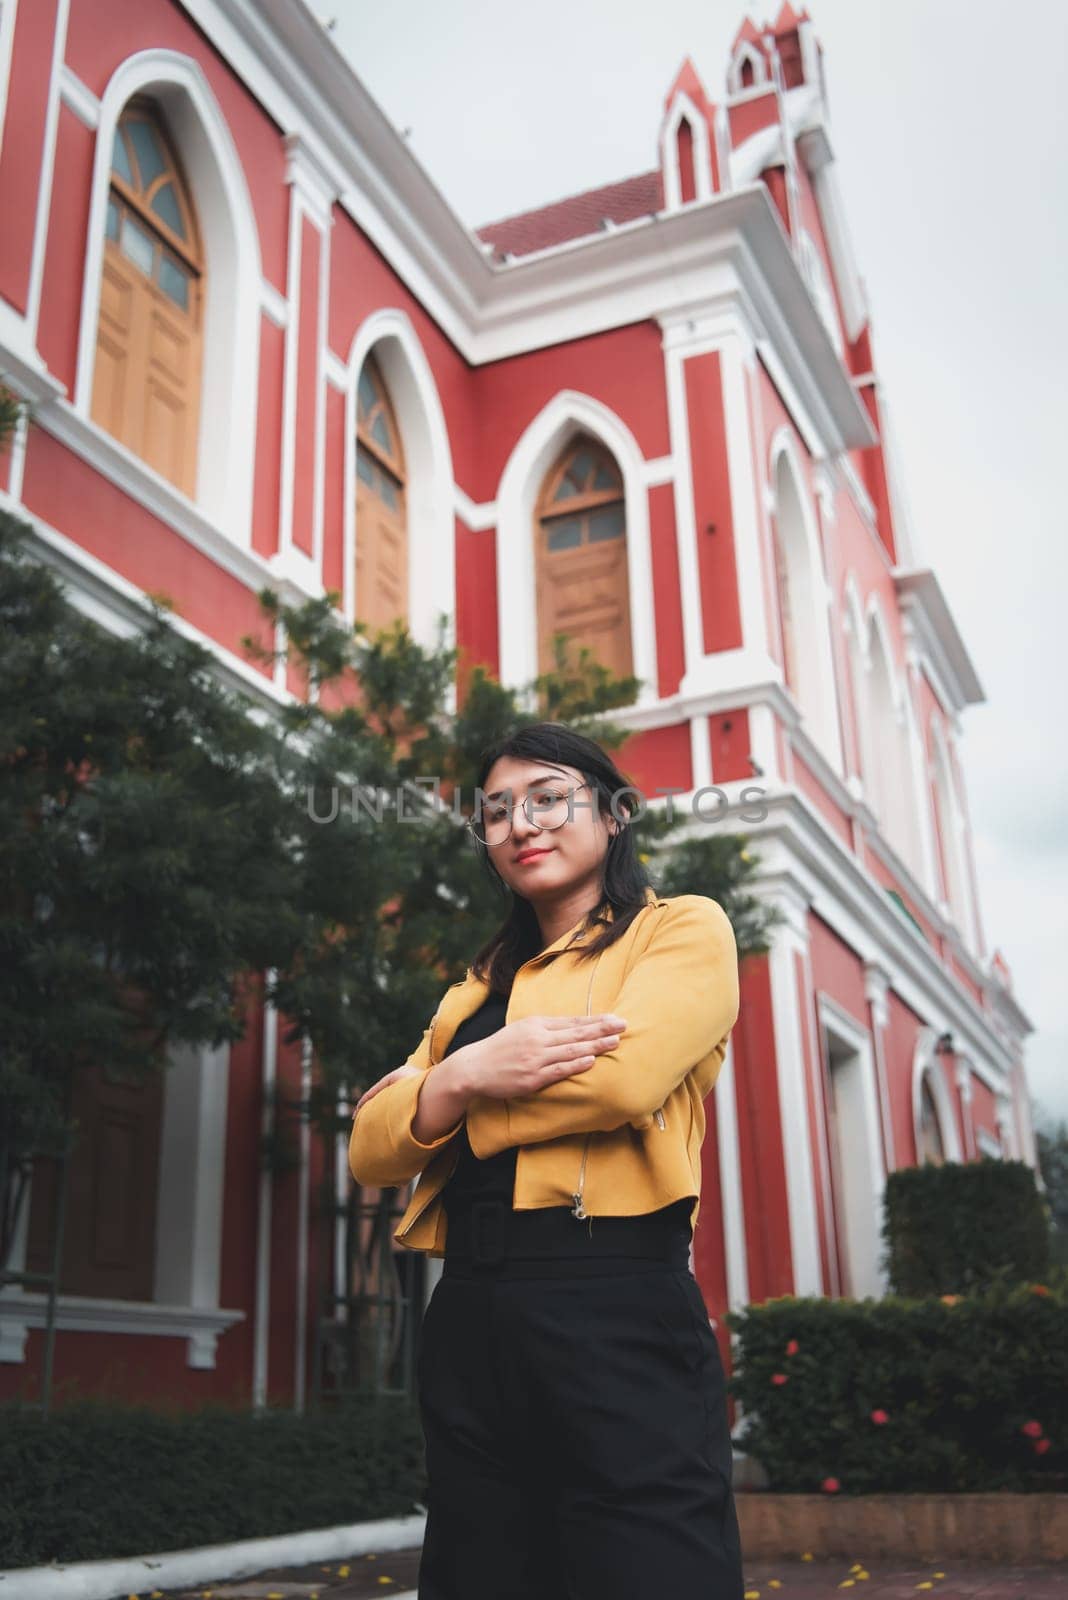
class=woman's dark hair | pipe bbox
[467,721,654,992]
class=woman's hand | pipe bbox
[352,1063,423,1117]
[451,1013,627,1103]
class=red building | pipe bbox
[0,0,1036,1413]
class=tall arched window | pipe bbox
[917,1071,945,1165]
[771,514,800,698]
[769,447,842,771]
[91,99,203,495]
[535,436,633,683]
[354,353,408,633]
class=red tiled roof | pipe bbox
[476,170,664,260]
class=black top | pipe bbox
[436,987,693,1243]
[439,988,517,1218]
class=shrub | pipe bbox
[0,1393,427,1569]
[882,1157,1051,1297]
[724,1267,1068,1494]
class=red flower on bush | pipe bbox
[870,1409,889,1425]
[1034,1438,1052,1455]
[1021,1420,1043,1439]
[771,1372,789,1386]
[821,1476,840,1493]
[785,1339,800,1356]
[1030,1284,1050,1297]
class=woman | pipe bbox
[349,722,745,1600]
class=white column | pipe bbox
[765,880,823,1295]
[713,1037,749,1316]
[954,1058,976,1161]
[863,963,896,1172]
[155,1040,231,1367]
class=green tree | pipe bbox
[1,502,778,1341]
[1036,1108,1068,1266]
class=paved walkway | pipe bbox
[162,1549,1068,1600]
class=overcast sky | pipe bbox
[309,0,1068,1132]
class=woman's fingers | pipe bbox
[352,1064,422,1116]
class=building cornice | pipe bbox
[895,568,985,711]
[181,0,874,455]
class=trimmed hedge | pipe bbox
[882,1157,1051,1296]
[0,1393,427,1570]
[724,1266,1068,1495]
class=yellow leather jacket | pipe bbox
[348,887,740,1257]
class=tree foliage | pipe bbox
[0,506,778,1268]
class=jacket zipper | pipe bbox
[570,969,666,1220]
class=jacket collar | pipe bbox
[531,882,659,962]
[436,886,659,1045]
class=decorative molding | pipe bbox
[746,786,1026,1088]
[25,0,71,343]
[72,47,263,547]
[911,1028,964,1163]
[260,277,290,328]
[283,128,338,227]
[641,453,675,487]
[660,89,714,211]
[713,1039,750,1314]
[59,64,100,129]
[453,485,495,531]
[766,899,823,1293]
[0,1293,244,1370]
[864,962,890,1030]
[342,306,456,654]
[30,402,283,597]
[494,389,659,710]
[323,347,348,389]
[0,490,298,710]
[816,991,888,1299]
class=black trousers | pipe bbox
[416,1224,745,1600]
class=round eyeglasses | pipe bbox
[466,780,596,848]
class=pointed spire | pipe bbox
[773,1,802,31]
[664,54,708,112]
[730,15,765,51]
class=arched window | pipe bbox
[741,57,756,88]
[354,353,408,633]
[534,436,633,683]
[769,446,843,771]
[917,1071,945,1165]
[771,512,800,699]
[91,99,203,495]
[676,118,697,204]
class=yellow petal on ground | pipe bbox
[744,1589,761,1597]
[851,1564,865,1572]
[802,1552,814,1561]
[934,1576,945,1581]
[769,1582,782,1590]
[857,1573,870,1581]
[337,1567,350,1578]
[916,1585,933,1591]
[839,1581,855,1589]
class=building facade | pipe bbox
[0,0,1036,1411]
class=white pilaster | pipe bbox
[764,879,823,1294]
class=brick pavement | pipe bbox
[159,1548,1068,1600]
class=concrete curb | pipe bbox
[0,1510,427,1600]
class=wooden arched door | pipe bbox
[354,355,408,633]
[535,436,633,681]
[91,97,203,495]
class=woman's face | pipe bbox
[478,756,619,901]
